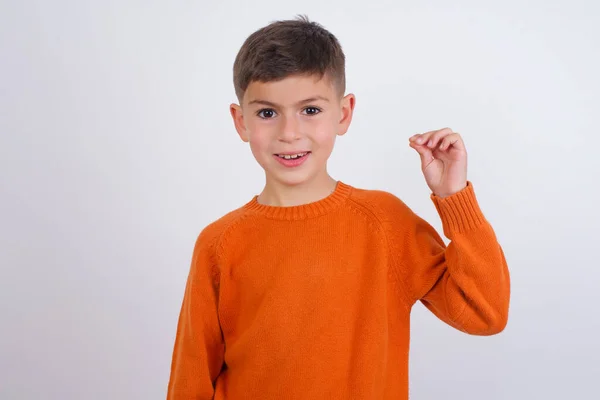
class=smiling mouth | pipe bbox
[275,152,310,160]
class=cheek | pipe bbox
[311,119,338,148]
[246,126,274,154]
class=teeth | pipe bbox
[278,152,307,159]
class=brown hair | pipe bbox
[233,15,346,102]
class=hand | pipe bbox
[409,127,468,198]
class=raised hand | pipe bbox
[409,127,468,198]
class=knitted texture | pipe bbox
[167,181,510,399]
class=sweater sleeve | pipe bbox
[390,182,510,335]
[167,227,225,399]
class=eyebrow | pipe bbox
[248,96,330,107]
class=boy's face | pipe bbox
[230,74,355,188]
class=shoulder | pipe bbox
[346,185,416,223]
[345,183,443,256]
[344,184,436,243]
[193,205,250,255]
[345,184,441,260]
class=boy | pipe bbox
[167,16,510,400]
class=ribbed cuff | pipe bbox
[430,181,486,237]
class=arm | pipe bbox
[396,182,510,335]
[402,128,510,334]
[167,228,225,399]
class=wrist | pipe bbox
[433,182,468,198]
[430,181,485,236]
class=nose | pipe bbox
[278,115,301,143]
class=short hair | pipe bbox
[233,15,346,102]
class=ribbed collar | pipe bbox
[242,181,353,220]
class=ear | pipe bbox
[337,93,356,136]
[230,103,249,142]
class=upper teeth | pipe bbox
[278,152,307,159]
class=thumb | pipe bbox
[409,142,434,169]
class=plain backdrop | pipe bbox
[1,0,599,399]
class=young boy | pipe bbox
[167,16,510,400]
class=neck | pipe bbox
[257,173,338,207]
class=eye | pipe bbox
[257,108,276,119]
[303,107,321,116]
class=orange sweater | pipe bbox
[167,181,510,399]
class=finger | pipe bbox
[426,127,454,149]
[414,127,452,146]
[438,132,464,151]
[408,133,420,142]
[409,131,432,143]
[414,131,434,145]
[409,141,435,167]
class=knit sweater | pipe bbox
[167,181,510,399]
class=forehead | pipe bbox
[243,74,337,106]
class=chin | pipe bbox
[274,175,312,187]
[267,170,317,187]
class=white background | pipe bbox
[1,0,599,399]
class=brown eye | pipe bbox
[258,109,276,119]
[303,107,321,115]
